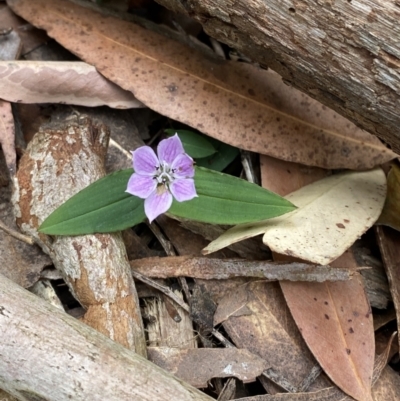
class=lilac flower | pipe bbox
[126,134,197,223]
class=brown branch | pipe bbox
[130,256,360,282]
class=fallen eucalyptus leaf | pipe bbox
[0,60,144,108]
[281,271,374,401]
[7,0,397,169]
[204,170,386,265]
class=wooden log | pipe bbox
[0,273,214,401]
[155,0,400,152]
[12,113,147,356]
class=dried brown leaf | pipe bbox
[376,164,400,231]
[281,272,374,401]
[214,281,321,392]
[147,347,268,388]
[7,0,397,169]
[260,155,330,197]
[0,5,47,55]
[376,226,400,356]
[0,61,144,108]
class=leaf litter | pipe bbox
[1,0,400,400]
[6,0,398,169]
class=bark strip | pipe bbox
[12,114,146,356]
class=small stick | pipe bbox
[0,219,35,245]
[131,269,190,313]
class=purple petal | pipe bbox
[126,173,157,199]
[157,134,184,164]
[170,178,197,202]
[144,186,173,223]
[171,153,195,178]
[132,146,159,176]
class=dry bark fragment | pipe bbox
[12,114,146,356]
[130,256,359,282]
[147,347,269,388]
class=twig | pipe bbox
[131,269,190,313]
[0,219,34,245]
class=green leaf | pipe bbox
[39,167,296,235]
[169,167,296,224]
[165,129,216,158]
[39,170,145,235]
[195,138,239,171]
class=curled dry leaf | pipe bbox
[204,170,386,265]
[0,61,144,108]
[7,0,397,169]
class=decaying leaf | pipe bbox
[213,281,325,393]
[281,270,375,401]
[376,163,400,231]
[0,61,144,108]
[204,170,386,265]
[7,0,397,169]
[147,347,268,388]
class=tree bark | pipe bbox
[13,113,147,356]
[156,0,400,152]
[0,273,214,401]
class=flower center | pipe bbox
[154,162,175,186]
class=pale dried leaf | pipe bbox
[204,170,386,264]
[281,274,374,401]
[147,347,268,388]
[0,61,144,108]
[7,0,397,169]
